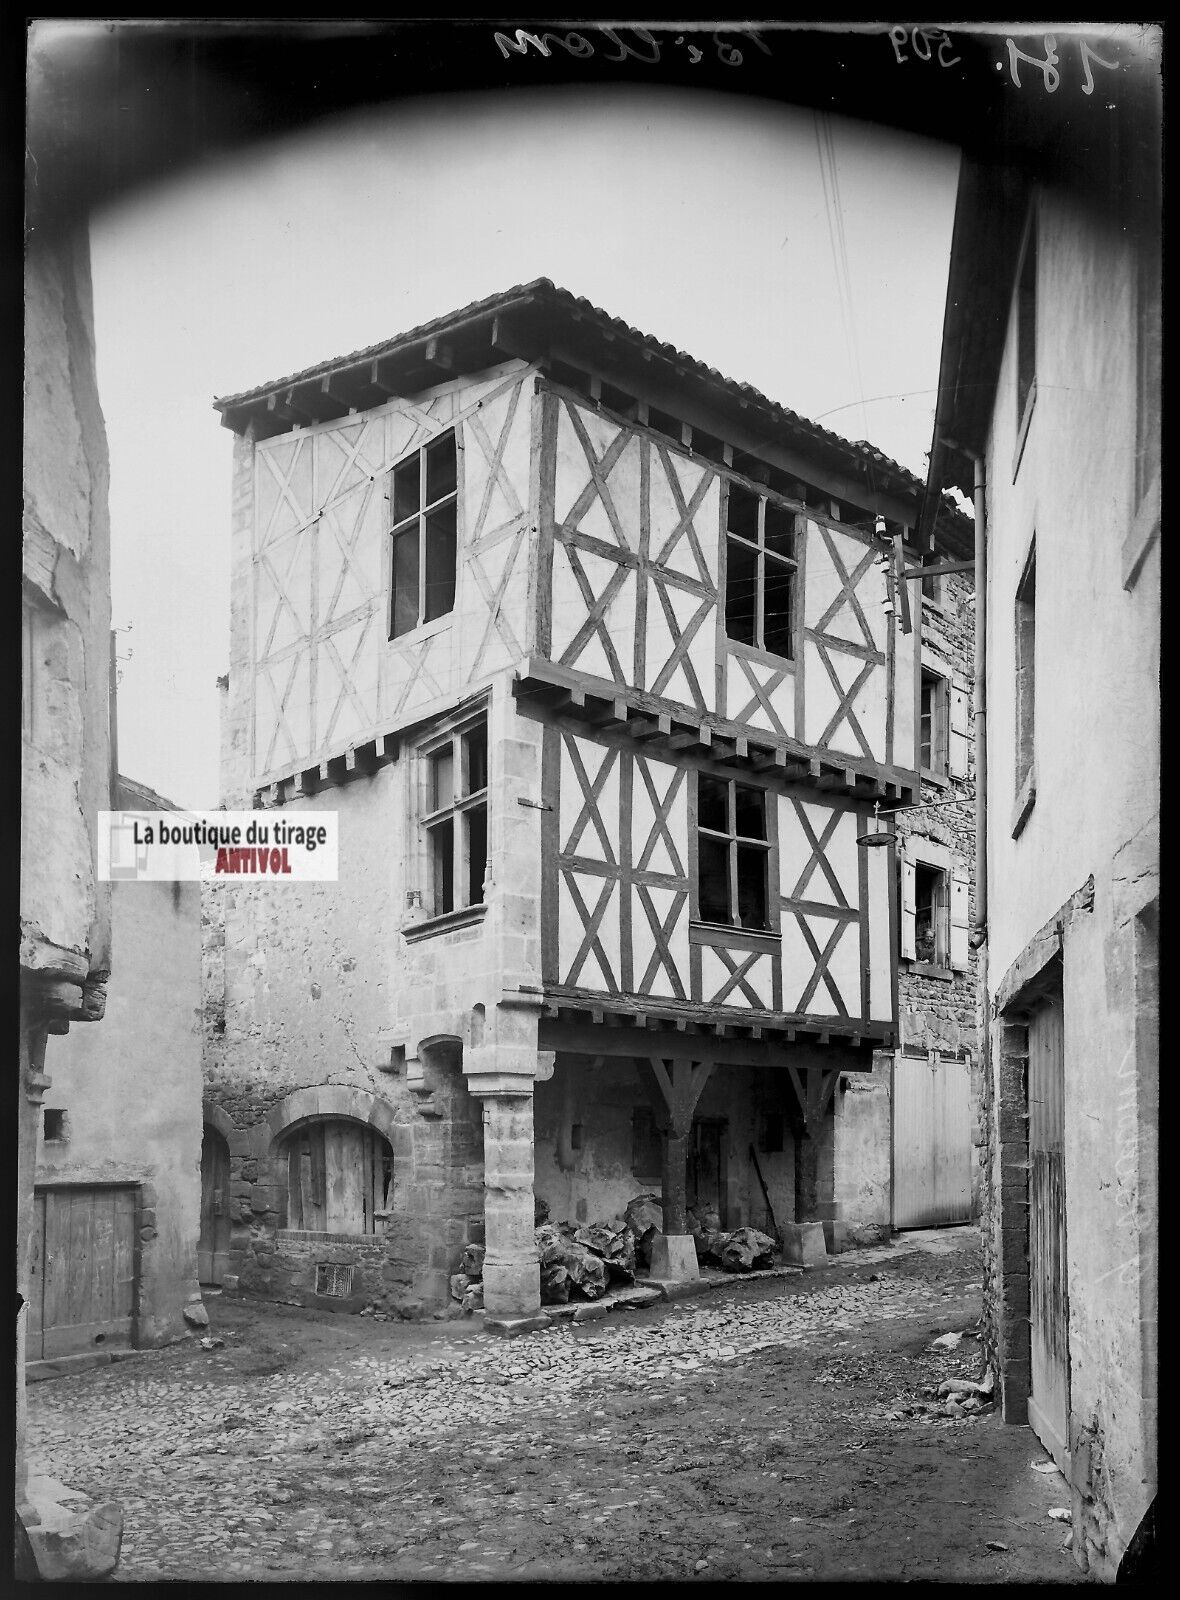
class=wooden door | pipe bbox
[1028,996,1070,1470]
[892,1055,973,1228]
[198,1125,232,1285]
[689,1119,726,1226]
[29,1187,137,1360]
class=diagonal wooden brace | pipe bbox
[634,1056,714,1235]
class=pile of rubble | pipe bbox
[533,1195,779,1306]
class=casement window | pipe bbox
[422,715,489,916]
[389,429,458,639]
[696,774,772,931]
[919,668,970,779]
[900,853,969,972]
[280,1119,394,1234]
[724,483,798,661]
[920,559,944,607]
[1013,538,1036,831]
[919,670,948,774]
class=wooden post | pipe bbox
[636,1055,714,1238]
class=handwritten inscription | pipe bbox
[888,27,960,69]
[1003,35,1119,95]
[493,26,771,67]
[889,27,1122,96]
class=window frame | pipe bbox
[418,710,490,922]
[913,860,950,969]
[1012,205,1038,480]
[691,772,777,934]
[388,426,459,641]
[722,479,800,665]
[919,667,950,778]
[1013,535,1037,836]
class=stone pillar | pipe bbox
[478,1091,541,1318]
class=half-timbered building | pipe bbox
[206,280,972,1323]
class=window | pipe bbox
[389,429,458,639]
[1014,539,1036,810]
[423,716,489,916]
[920,556,943,607]
[1012,209,1038,480]
[900,852,969,971]
[43,1109,67,1143]
[914,863,949,966]
[280,1120,394,1234]
[724,483,798,660]
[696,775,771,931]
[920,670,948,773]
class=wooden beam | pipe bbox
[629,712,673,742]
[423,336,453,372]
[755,747,788,775]
[667,725,710,751]
[901,558,976,579]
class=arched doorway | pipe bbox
[198,1123,232,1285]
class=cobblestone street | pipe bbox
[27,1227,1080,1583]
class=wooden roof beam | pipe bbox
[422,336,454,374]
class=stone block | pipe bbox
[780,1222,828,1267]
[821,1219,849,1255]
[648,1233,699,1282]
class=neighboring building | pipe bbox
[204,279,972,1322]
[32,777,204,1362]
[922,148,1159,1578]
[890,564,980,1231]
[20,218,113,1516]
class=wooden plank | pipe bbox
[323,1124,348,1232]
[28,1192,46,1360]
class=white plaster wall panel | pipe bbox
[727,652,796,739]
[649,448,718,586]
[557,872,619,992]
[642,577,712,710]
[819,915,860,1016]
[559,735,620,865]
[250,365,536,786]
[457,373,534,687]
[554,542,637,687]
[866,840,893,1021]
[699,945,773,1010]
[315,611,379,751]
[256,647,310,778]
[554,402,642,551]
[804,642,886,763]
[630,755,687,879]
[779,797,858,910]
[779,910,855,1017]
[631,883,689,1000]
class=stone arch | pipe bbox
[202,1099,250,1159]
[264,1084,399,1149]
[265,1087,400,1234]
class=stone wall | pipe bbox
[39,782,204,1346]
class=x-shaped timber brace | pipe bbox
[786,1062,841,1226]
[634,1055,716,1237]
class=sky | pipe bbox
[89,85,961,810]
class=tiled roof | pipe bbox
[214,277,968,530]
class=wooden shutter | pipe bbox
[950,858,970,969]
[900,857,917,960]
[949,679,970,778]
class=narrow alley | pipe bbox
[27,1227,1079,1583]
